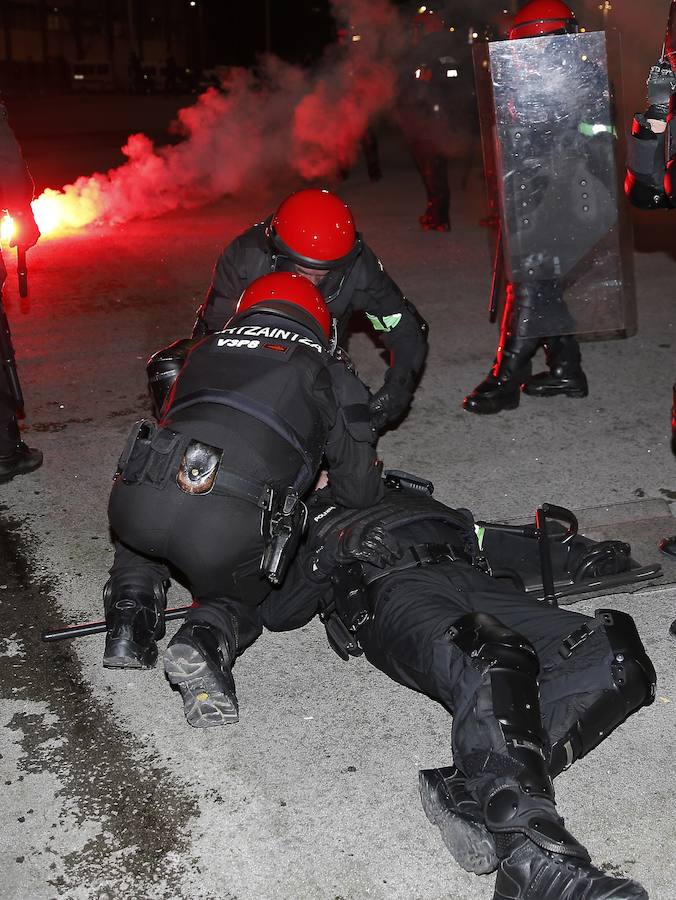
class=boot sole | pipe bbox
[164,643,239,728]
[419,773,498,875]
[103,637,157,669]
[522,385,588,398]
[463,394,521,415]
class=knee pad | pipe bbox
[549,609,656,775]
[596,609,656,710]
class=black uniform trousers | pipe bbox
[0,256,21,455]
[108,477,271,654]
[348,560,617,798]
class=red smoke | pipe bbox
[21,0,406,237]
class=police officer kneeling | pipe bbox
[104,272,384,727]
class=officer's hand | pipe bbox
[369,379,412,431]
[9,206,40,250]
[310,522,402,580]
[646,60,676,121]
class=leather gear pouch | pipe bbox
[176,440,223,495]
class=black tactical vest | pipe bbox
[163,318,336,491]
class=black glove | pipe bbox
[646,60,676,120]
[369,372,414,430]
[309,522,402,580]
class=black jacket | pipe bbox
[162,313,384,509]
[193,219,428,410]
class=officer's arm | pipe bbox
[318,367,384,508]
[625,60,675,210]
[625,115,672,209]
[358,247,428,427]
[192,239,249,336]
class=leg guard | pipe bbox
[103,576,167,669]
[549,609,656,776]
[449,612,588,861]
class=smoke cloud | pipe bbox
[33,0,408,234]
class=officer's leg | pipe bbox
[361,127,382,182]
[463,282,539,414]
[409,138,451,231]
[448,612,647,899]
[0,272,42,482]
[103,540,169,669]
[359,567,498,875]
[162,495,268,728]
[521,279,588,398]
[543,609,656,776]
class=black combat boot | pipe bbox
[163,620,238,727]
[493,834,647,900]
[0,441,43,484]
[523,335,588,398]
[103,579,167,669]
[463,342,534,414]
[419,766,498,874]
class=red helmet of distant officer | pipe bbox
[235,272,333,343]
[509,0,578,40]
[267,189,361,273]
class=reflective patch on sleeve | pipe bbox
[365,312,402,333]
[474,524,485,550]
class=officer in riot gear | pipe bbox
[394,8,474,232]
[625,25,676,637]
[194,188,428,431]
[256,474,655,900]
[0,97,42,482]
[464,0,631,415]
[103,272,384,728]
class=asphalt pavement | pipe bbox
[0,119,674,900]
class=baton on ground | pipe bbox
[17,246,27,298]
[41,603,195,643]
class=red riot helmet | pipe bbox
[509,0,578,40]
[233,272,333,343]
[267,189,361,270]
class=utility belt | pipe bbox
[115,418,307,585]
[320,541,467,660]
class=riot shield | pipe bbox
[474,31,635,339]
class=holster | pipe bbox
[318,562,369,660]
[259,486,308,585]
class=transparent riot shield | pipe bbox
[474,31,636,339]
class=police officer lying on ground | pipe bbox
[256,473,654,900]
[104,272,384,726]
[104,462,654,899]
[0,96,42,482]
[192,188,428,431]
